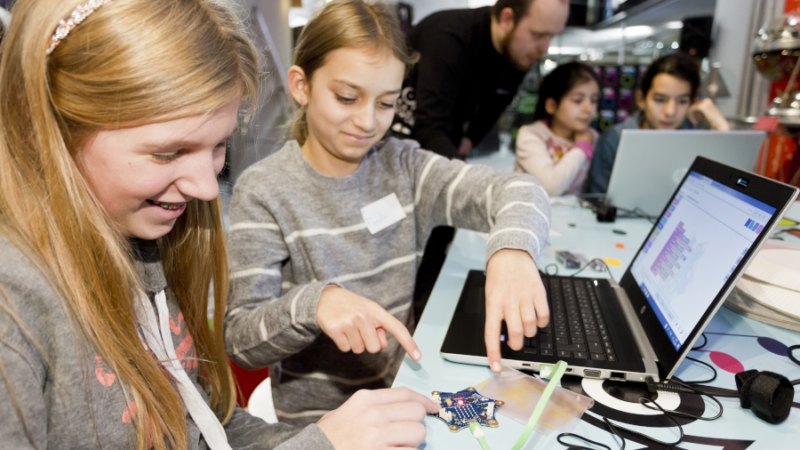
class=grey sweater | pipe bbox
[225,138,551,426]
[0,235,333,449]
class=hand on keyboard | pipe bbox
[484,248,549,372]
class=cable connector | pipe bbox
[646,376,694,394]
[469,422,491,450]
[468,422,485,438]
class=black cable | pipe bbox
[558,399,684,450]
[671,378,739,398]
[641,380,726,419]
[570,258,617,284]
[544,263,559,276]
[691,333,708,351]
[557,432,614,450]
[617,207,657,224]
[614,400,685,445]
[789,344,800,385]
[556,353,733,450]
[576,196,657,224]
[559,335,797,449]
[789,344,800,367]
[599,419,625,450]
[658,357,741,398]
[683,356,717,384]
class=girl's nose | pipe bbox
[175,151,221,202]
[352,103,377,132]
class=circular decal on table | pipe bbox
[580,378,680,415]
[561,376,706,428]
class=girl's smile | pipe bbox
[77,96,240,240]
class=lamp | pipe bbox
[752,14,800,124]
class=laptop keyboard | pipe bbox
[522,278,617,362]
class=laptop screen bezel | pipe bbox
[618,156,798,378]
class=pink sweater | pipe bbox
[514,120,597,196]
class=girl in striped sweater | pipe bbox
[225,0,552,427]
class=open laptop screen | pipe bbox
[629,171,777,351]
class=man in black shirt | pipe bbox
[399,0,569,320]
[392,0,569,158]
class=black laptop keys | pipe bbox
[516,277,616,363]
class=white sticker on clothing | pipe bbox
[360,193,407,234]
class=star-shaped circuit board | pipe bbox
[429,387,504,432]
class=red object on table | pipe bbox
[754,117,800,187]
[229,357,270,408]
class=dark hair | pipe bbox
[532,62,601,122]
[640,53,700,99]
[492,0,532,24]
[491,0,535,24]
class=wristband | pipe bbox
[735,369,794,424]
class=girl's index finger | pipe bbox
[484,307,504,373]
[374,309,422,361]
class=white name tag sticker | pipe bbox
[360,193,407,234]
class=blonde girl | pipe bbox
[226,0,551,427]
[0,0,435,449]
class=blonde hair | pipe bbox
[292,0,419,145]
[0,0,258,448]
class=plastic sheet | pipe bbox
[476,365,594,435]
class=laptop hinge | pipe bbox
[610,280,661,381]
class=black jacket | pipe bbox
[392,7,526,159]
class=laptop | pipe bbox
[605,130,765,217]
[441,157,798,382]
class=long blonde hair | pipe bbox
[0,0,258,448]
[291,0,419,145]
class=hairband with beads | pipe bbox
[46,0,113,56]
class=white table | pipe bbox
[392,198,800,450]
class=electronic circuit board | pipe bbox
[429,387,503,432]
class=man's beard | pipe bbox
[500,25,535,71]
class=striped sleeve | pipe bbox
[224,176,328,370]
[401,142,551,264]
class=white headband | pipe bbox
[46,0,113,56]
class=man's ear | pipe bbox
[635,89,646,110]
[545,98,558,116]
[287,65,310,106]
[498,7,515,33]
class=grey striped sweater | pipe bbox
[225,138,550,426]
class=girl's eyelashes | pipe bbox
[335,94,356,104]
[152,150,183,163]
[336,93,398,109]
[653,96,690,105]
[152,139,228,163]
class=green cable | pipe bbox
[468,361,569,450]
[468,422,491,450]
[509,360,569,450]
